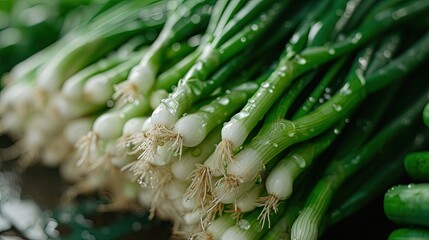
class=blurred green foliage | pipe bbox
[0,0,117,76]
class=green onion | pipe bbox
[388,228,429,240]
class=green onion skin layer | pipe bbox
[384,183,429,228]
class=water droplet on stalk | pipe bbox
[238,219,251,230]
[236,111,250,119]
[171,42,181,52]
[352,155,360,164]
[295,55,307,65]
[392,8,408,20]
[293,155,306,168]
[191,14,201,24]
[325,87,331,93]
[195,62,203,71]
[261,82,270,88]
[383,50,392,58]
[191,148,201,157]
[218,97,230,105]
[351,32,362,44]
[332,104,342,112]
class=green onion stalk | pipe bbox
[388,228,429,240]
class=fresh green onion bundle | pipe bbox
[2,0,429,238]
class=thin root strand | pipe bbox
[185,164,213,203]
[214,140,234,175]
[256,194,280,229]
[113,82,140,107]
[75,131,100,168]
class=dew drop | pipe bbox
[236,111,250,119]
[324,93,331,100]
[238,219,251,230]
[352,155,360,164]
[287,131,295,137]
[333,128,341,135]
[351,32,362,44]
[106,100,114,108]
[218,97,230,105]
[132,222,142,231]
[332,103,342,112]
[293,154,306,168]
[251,24,259,31]
[290,33,300,44]
[240,37,247,43]
[325,87,331,93]
[191,148,201,157]
[171,42,181,52]
[358,57,368,68]
[295,55,307,65]
[191,14,201,24]
[195,62,203,71]
[383,50,392,58]
[392,8,408,20]
[261,82,270,88]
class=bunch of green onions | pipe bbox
[1,0,429,239]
